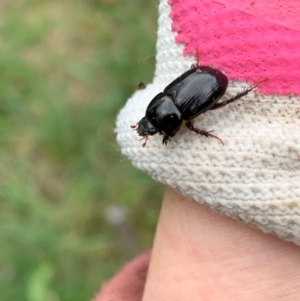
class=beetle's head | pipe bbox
[130,116,157,147]
[136,116,158,136]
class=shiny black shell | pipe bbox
[164,66,228,120]
[133,64,263,146]
[134,65,231,145]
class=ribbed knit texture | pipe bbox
[116,0,300,245]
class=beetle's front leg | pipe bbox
[139,135,148,147]
[162,134,174,145]
[186,121,224,145]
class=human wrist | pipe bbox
[143,187,300,301]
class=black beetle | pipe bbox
[131,65,265,147]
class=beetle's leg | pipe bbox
[186,121,224,145]
[191,49,201,69]
[195,48,201,66]
[210,78,268,110]
[140,135,148,147]
[162,135,171,145]
[142,140,147,147]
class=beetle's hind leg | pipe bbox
[210,79,267,110]
[186,121,224,145]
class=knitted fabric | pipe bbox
[115,0,300,245]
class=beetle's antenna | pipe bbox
[130,123,138,129]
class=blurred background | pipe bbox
[0,0,163,300]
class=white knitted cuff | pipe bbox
[116,0,300,245]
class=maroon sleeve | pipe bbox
[92,251,151,301]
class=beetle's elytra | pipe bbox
[131,65,265,147]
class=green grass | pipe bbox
[0,1,162,300]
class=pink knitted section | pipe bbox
[215,0,300,31]
[169,0,300,95]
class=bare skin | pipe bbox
[142,187,300,301]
